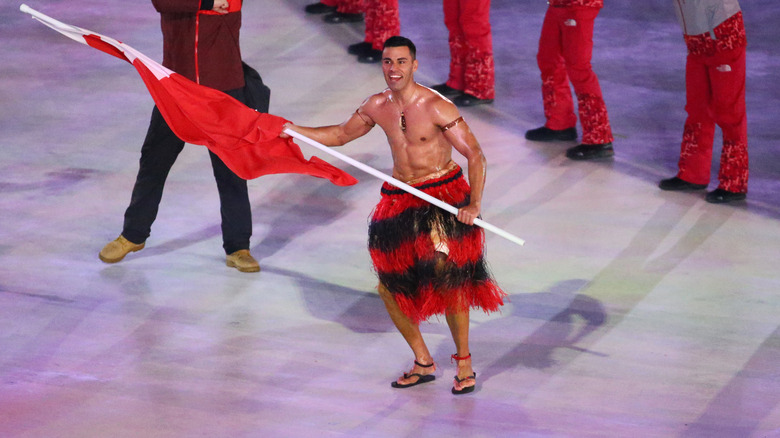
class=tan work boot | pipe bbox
[226,249,260,273]
[99,235,145,263]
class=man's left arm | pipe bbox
[438,106,486,226]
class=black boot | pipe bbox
[453,93,494,107]
[348,41,372,56]
[565,143,614,161]
[525,126,577,142]
[658,177,707,191]
[705,188,746,204]
[304,2,337,14]
[430,83,463,98]
[357,49,383,64]
[323,12,363,23]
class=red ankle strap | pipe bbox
[451,353,471,363]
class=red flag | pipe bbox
[22,5,358,186]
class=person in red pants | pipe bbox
[306,0,399,64]
[347,0,401,63]
[430,0,495,107]
[659,0,748,204]
[525,0,614,161]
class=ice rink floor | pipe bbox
[1,1,779,437]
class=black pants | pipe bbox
[122,88,251,255]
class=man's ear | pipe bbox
[413,59,418,72]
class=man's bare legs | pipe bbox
[446,310,476,392]
[378,282,475,391]
[377,283,436,385]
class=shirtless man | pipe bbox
[285,36,505,395]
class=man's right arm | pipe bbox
[285,104,376,147]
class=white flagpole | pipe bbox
[284,128,525,247]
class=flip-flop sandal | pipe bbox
[451,373,476,395]
[391,360,436,388]
[450,353,476,395]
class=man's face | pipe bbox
[382,46,418,91]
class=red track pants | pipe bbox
[323,0,399,51]
[678,46,748,193]
[536,6,612,145]
[364,0,400,50]
[443,0,495,99]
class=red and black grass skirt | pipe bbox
[368,165,506,323]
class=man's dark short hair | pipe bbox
[383,36,416,60]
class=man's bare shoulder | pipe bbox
[361,89,392,110]
[418,84,461,127]
[418,84,450,104]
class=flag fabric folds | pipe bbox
[20,5,358,186]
